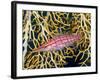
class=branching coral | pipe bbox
[22,10,91,69]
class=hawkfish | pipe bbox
[32,33,80,52]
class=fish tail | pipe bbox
[32,48,41,52]
[32,47,45,52]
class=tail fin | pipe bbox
[32,46,45,52]
[32,48,39,52]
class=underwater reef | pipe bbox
[22,10,91,69]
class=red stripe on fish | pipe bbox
[33,34,80,52]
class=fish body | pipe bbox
[33,34,80,52]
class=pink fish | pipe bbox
[33,34,80,52]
